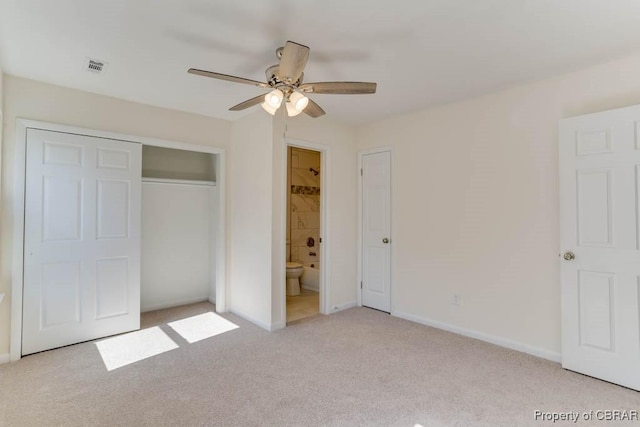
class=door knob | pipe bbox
[563,251,575,261]
[382,238,389,244]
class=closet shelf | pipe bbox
[142,177,216,187]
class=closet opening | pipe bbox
[141,145,220,313]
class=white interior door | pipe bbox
[23,129,142,355]
[362,151,391,312]
[560,105,640,391]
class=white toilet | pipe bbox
[286,262,304,296]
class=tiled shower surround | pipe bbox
[287,147,320,270]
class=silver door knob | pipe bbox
[382,238,389,244]
[563,251,575,261]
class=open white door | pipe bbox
[361,151,391,312]
[560,105,640,391]
[22,129,142,355]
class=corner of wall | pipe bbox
[228,110,276,329]
[271,112,287,326]
[0,66,6,357]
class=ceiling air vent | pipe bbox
[84,57,108,74]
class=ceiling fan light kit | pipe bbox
[285,100,303,117]
[260,88,309,117]
[261,100,279,115]
[266,89,284,108]
[188,41,377,119]
[289,91,309,111]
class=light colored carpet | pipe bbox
[0,302,638,426]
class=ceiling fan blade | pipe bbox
[188,68,269,88]
[229,94,266,111]
[299,82,377,94]
[304,98,326,118]
[277,41,310,84]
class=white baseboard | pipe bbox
[208,296,216,305]
[301,284,319,292]
[0,353,10,364]
[141,295,210,313]
[229,308,272,331]
[271,320,286,331]
[330,300,357,313]
[392,310,561,363]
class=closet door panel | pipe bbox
[23,129,141,355]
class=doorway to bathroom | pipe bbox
[285,143,323,324]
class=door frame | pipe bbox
[280,138,331,323]
[11,119,227,361]
[357,147,393,309]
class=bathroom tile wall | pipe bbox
[288,147,320,269]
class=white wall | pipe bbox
[0,67,4,346]
[271,113,287,327]
[0,75,232,357]
[228,111,275,328]
[356,51,640,359]
[141,182,214,312]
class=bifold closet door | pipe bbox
[22,129,142,355]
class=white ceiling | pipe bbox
[2,0,640,124]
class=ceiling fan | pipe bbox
[188,41,377,118]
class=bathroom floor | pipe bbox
[286,289,319,324]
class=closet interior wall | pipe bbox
[141,146,217,312]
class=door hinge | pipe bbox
[360,168,363,176]
[319,237,322,243]
[360,281,363,289]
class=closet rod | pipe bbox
[141,177,216,187]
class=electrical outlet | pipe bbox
[451,293,461,306]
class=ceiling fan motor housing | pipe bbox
[265,65,303,89]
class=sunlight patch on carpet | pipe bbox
[96,326,179,371]
[168,312,239,343]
